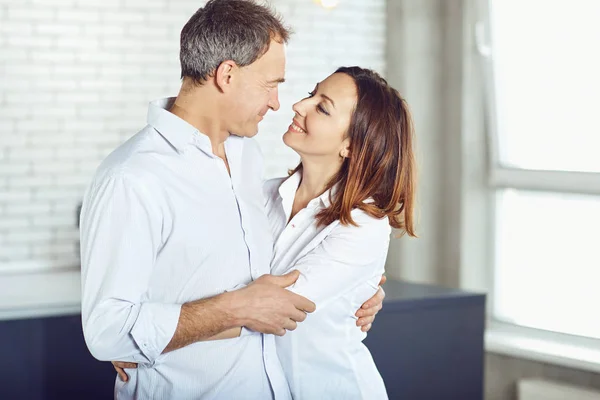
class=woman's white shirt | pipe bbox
[263,172,390,400]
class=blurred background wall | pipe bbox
[1,1,600,399]
[0,0,385,273]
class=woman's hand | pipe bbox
[112,361,138,382]
[355,275,386,332]
[111,276,385,382]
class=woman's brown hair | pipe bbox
[290,66,416,236]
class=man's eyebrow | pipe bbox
[268,78,286,84]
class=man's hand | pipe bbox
[355,275,386,332]
[161,270,314,354]
[229,270,316,336]
[113,274,378,381]
[112,361,137,382]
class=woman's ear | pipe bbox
[340,139,351,159]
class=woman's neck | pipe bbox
[296,157,343,203]
[287,157,342,223]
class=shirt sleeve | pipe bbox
[285,212,391,310]
[80,172,181,364]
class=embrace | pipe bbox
[79,1,416,399]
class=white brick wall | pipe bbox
[0,0,385,273]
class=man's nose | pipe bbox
[269,87,280,111]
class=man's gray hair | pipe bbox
[180,0,291,85]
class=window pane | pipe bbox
[491,0,600,172]
[494,189,600,339]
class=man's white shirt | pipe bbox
[80,98,290,400]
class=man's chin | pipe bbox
[230,128,259,138]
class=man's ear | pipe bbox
[214,60,237,93]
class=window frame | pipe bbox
[474,0,600,371]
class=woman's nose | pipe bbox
[292,99,306,117]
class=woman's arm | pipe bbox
[206,327,242,340]
[286,211,391,310]
[112,214,388,381]
[356,277,386,331]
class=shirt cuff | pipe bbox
[130,302,182,364]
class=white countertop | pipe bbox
[0,268,81,321]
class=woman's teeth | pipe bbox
[291,123,306,133]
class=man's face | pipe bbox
[227,39,286,137]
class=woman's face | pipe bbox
[283,73,357,161]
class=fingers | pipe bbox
[114,361,138,369]
[356,315,375,327]
[359,286,385,311]
[112,361,137,382]
[262,317,298,335]
[282,318,298,331]
[114,365,129,382]
[274,328,287,337]
[288,292,316,313]
[288,308,308,323]
[361,323,373,333]
[378,275,387,286]
[369,286,386,306]
[356,301,382,318]
[270,270,300,287]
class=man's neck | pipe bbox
[170,85,230,155]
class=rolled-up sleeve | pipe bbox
[80,172,181,364]
[286,212,391,310]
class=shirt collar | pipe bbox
[278,170,337,218]
[320,185,336,207]
[147,97,213,155]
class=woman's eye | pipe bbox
[317,105,330,116]
[307,91,315,98]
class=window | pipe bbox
[486,0,600,339]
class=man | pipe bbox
[80,1,384,399]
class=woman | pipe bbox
[114,66,415,399]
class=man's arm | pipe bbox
[163,271,314,353]
[167,274,386,346]
[162,296,240,353]
[81,172,180,364]
[81,173,315,362]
